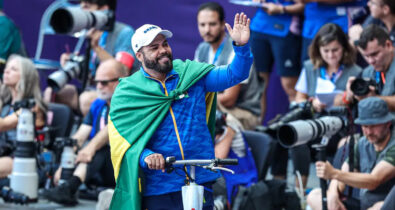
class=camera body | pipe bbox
[256,102,314,138]
[47,54,84,91]
[350,77,378,96]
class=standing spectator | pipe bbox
[250,0,304,122]
[0,0,26,78]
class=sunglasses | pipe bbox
[94,78,119,86]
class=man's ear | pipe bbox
[136,52,144,63]
[382,5,390,16]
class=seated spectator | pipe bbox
[213,110,258,205]
[0,54,47,178]
[249,0,304,123]
[345,24,395,112]
[307,97,395,210]
[194,2,264,130]
[43,59,127,205]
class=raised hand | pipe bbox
[225,12,250,46]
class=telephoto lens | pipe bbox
[10,99,39,202]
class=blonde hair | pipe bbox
[3,54,47,113]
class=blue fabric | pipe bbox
[89,22,136,76]
[83,99,108,140]
[138,43,253,196]
[222,137,258,203]
[250,0,293,37]
[302,1,366,39]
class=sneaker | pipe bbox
[43,182,78,206]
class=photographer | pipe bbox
[306,97,395,210]
[212,110,258,206]
[45,0,138,114]
[345,24,395,112]
[43,59,127,205]
[62,0,138,76]
[0,55,47,178]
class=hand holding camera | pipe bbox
[345,76,379,103]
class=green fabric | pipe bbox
[109,59,216,210]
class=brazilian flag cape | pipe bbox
[108,59,217,209]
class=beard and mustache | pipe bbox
[142,51,173,74]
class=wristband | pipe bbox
[342,92,351,105]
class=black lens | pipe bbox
[350,78,370,96]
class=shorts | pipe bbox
[250,31,302,77]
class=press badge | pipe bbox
[336,7,346,16]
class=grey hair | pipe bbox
[8,54,48,113]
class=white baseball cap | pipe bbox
[131,24,173,54]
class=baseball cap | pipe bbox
[355,97,393,125]
[131,24,172,54]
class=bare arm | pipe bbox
[76,125,109,163]
[378,95,395,112]
[0,113,18,132]
[84,125,109,151]
[283,3,305,15]
[295,91,309,103]
[317,160,395,190]
[218,85,241,108]
[89,29,113,62]
[72,124,92,148]
[215,126,235,159]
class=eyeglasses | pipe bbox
[94,78,119,86]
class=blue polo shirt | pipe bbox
[250,0,295,37]
[303,0,366,39]
[139,43,253,196]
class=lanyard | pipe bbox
[320,65,344,83]
[100,105,108,130]
[375,71,386,84]
[212,39,226,65]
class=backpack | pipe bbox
[231,179,301,210]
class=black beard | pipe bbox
[142,52,173,74]
[207,31,223,45]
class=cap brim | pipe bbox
[355,114,393,125]
[159,30,172,39]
